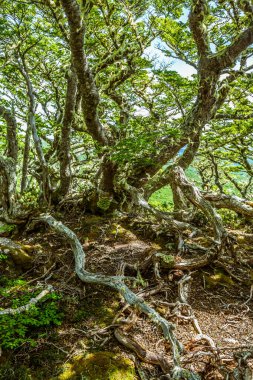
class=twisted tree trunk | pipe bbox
[0,104,18,219]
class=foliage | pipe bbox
[19,189,40,210]
[0,0,252,216]
[0,252,8,260]
[97,195,112,211]
[0,281,63,349]
[0,224,16,235]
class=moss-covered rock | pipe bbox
[110,223,136,241]
[0,237,33,267]
[58,352,137,380]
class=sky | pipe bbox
[144,41,197,78]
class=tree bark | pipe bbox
[18,57,52,204]
[0,104,18,217]
[60,0,110,146]
[21,123,31,194]
[204,193,253,217]
[57,67,77,199]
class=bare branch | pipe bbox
[203,193,253,217]
[0,286,53,315]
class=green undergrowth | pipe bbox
[148,167,200,211]
[0,278,63,350]
[0,223,16,236]
[218,209,242,228]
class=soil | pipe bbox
[0,211,253,379]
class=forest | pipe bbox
[0,0,253,379]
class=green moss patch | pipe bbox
[97,196,112,211]
[204,270,235,289]
[156,252,175,268]
[58,351,137,380]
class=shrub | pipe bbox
[0,284,63,350]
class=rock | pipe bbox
[0,237,33,267]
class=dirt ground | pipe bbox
[0,212,253,379]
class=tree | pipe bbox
[0,1,253,377]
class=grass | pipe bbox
[148,167,200,211]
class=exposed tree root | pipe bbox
[114,327,172,373]
[174,252,217,271]
[37,214,201,378]
[130,185,200,236]
[177,275,216,350]
[171,166,226,244]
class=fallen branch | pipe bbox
[0,285,53,315]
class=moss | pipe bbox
[110,223,136,241]
[204,270,234,288]
[58,352,137,380]
[97,196,112,211]
[151,243,162,250]
[0,223,16,237]
[156,253,175,268]
[0,238,33,267]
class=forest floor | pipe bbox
[0,210,253,380]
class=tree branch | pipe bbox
[60,0,109,145]
[0,286,53,315]
[203,193,253,217]
[215,23,253,70]
[189,0,210,57]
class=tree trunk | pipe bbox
[18,57,52,204]
[21,123,31,194]
[56,67,77,199]
[0,104,18,218]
